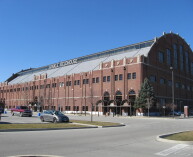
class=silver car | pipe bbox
[40,110,69,123]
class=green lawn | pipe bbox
[164,131,193,141]
[0,123,87,130]
[0,120,122,130]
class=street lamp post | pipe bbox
[170,67,175,118]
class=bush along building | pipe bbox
[0,32,193,116]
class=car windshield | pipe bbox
[20,106,28,109]
[54,111,64,115]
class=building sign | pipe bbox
[49,59,78,69]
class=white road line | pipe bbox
[155,144,189,156]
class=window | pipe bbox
[83,79,89,84]
[74,80,77,85]
[103,76,106,82]
[173,44,178,69]
[187,85,190,91]
[92,78,95,83]
[181,84,185,89]
[52,83,57,88]
[115,75,118,81]
[168,80,172,86]
[77,80,80,85]
[127,73,131,79]
[46,84,50,88]
[160,78,165,84]
[191,62,193,75]
[185,51,189,73]
[149,75,156,82]
[175,82,180,88]
[180,45,184,71]
[166,49,171,66]
[158,51,164,63]
[107,76,110,82]
[66,81,71,86]
[119,74,123,80]
[96,77,99,83]
[132,73,136,79]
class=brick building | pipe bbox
[0,32,193,116]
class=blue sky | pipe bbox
[0,0,193,82]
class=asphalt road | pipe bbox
[0,113,193,157]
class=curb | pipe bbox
[156,131,193,145]
[102,124,125,128]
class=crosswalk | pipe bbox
[156,144,193,156]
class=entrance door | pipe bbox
[115,91,122,115]
[103,92,110,115]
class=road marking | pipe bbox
[155,144,189,156]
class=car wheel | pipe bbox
[20,112,23,117]
[40,117,44,122]
[53,118,57,123]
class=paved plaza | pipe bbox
[0,112,193,157]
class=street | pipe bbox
[0,113,193,157]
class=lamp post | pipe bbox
[90,86,93,122]
[170,67,175,118]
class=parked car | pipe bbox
[40,110,69,123]
[169,111,182,116]
[11,106,32,117]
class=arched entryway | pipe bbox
[115,91,122,115]
[128,90,136,116]
[103,92,110,115]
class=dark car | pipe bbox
[169,111,182,116]
[40,110,69,123]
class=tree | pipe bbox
[134,78,156,113]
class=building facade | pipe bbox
[0,32,193,115]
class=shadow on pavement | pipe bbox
[0,121,12,124]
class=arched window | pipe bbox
[115,91,122,96]
[129,90,136,95]
[103,92,110,98]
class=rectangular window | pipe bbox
[173,44,178,69]
[83,79,89,84]
[168,80,172,86]
[92,78,95,83]
[158,51,164,63]
[175,82,180,88]
[185,52,189,73]
[66,81,71,86]
[107,76,110,82]
[132,73,136,79]
[103,76,106,82]
[166,49,171,66]
[127,73,131,79]
[160,78,165,84]
[119,74,123,80]
[77,80,80,85]
[191,62,193,75]
[74,80,77,85]
[180,45,184,71]
[149,75,156,82]
[96,77,99,83]
[115,75,118,81]
[86,79,89,84]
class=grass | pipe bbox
[71,120,121,126]
[0,120,121,130]
[0,123,87,130]
[164,131,193,141]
